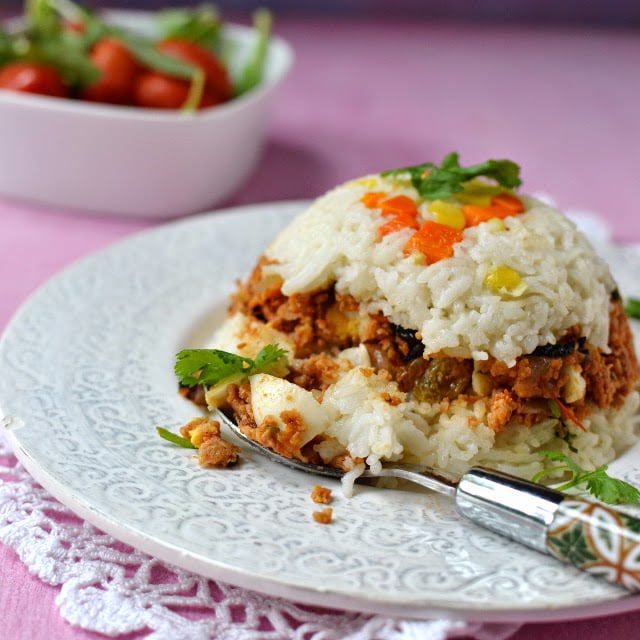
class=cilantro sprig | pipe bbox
[381,152,522,201]
[624,297,640,320]
[532,451,640,505]
[175,343,289,389]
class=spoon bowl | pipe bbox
[215,408,460,495]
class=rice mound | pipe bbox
[265,178,614,367]
[205,167,639,482]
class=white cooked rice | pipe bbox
[316,363,639,481]
[265,177,615,367]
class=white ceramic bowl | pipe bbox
[0,10,293,218]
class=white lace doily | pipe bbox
[0,431,520,640]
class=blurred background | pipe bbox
[3,0,640,26]
[1,0,638,237]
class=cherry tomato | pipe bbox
[133,71,221,110]
[0,62,68,98]
[81,38,141,105]
[156,39,233,102]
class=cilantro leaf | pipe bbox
[381,161,435,192]
[533,451,640,505]
[381,152,522,200]
[251,343,289,375]
[624,297,640,319]
[586,471,640,505]
[156,426,197,449]
[175,349,253,388]
[175,344,289,389]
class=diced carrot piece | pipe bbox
[463,194,524,227]
[379,212,420,238]
[491,192,524,213]
[379,195,418,217]
[360,191,387,208]
[404,220,463,263]
[462,204,512,227]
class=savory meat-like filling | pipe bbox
[227,259,638,435]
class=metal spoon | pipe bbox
[217,409,640,593]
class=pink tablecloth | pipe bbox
[1,14,640,640]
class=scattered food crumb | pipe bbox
[311,484,332,504]
[312,508,333,525]
[180,417,241,467]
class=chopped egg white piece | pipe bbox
[250,373,332,445]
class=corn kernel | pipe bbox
[455,180,504,206]
[485,266,528,296]
[189,427,204,447]
[326,306,359,341]
[428,200,465,229]
[485,218,507,232]
[353,178,378,189]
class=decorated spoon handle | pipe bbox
[455,467,640,592]
[546,498,640,590]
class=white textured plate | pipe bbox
[2,201,640,623]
